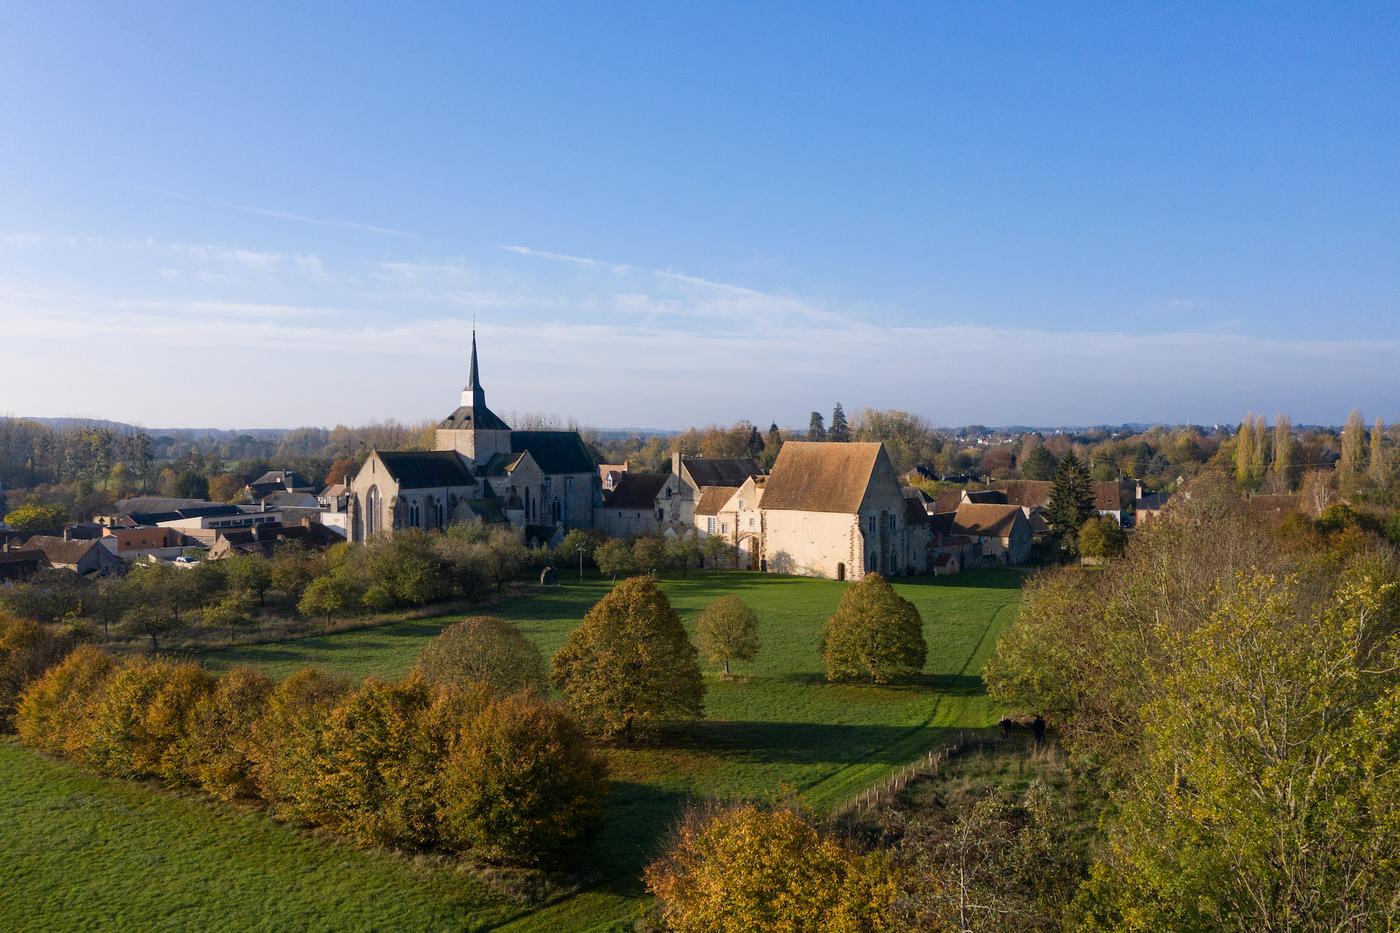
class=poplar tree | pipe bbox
[1248,415,1268,487]
[829,403,850,443]
[1271,414,1295,492]
[1234,417,1255,487]
[1339,409,1365,493]
[1369,418,1386,484]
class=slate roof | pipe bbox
[952,503,1027,539]
[376,450,477,489]
[511,431,594,475]
[113,496,211,516]
[683,457,761,489]
[128,504,245,525]
[760,442,885,514]
[1136,491,1171,511]
[903,495,931,524]
[478,451,530,477]
[963,489,1008,505]
[439,404,512,432]
[251,470,315,490]
[604,472,670,509]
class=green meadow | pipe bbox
[4,569,1022,931]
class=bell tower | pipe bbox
[434,329,513,464]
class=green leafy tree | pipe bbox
[550,576,704,742]
[632,536,666,575]
[829,403,850,443]
[593,538,636,582]
[1045,451,1095,556]
[702,533,735,569]
[81,658,215,782]
[201,590,256,645]
[2,500,68,532]
[1078,572,1400,930]
[298,569,363,624]
[437,692,607,865]
[413,616,546,698]
[665,535,704,578]
[1077,515,1126,561]
[223,553,273,607]
[695,596,760,678]
[820,573,927,684]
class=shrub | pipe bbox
[184,667,274,800]
[695,596,760,678]
[15,645,114,755]
[438,693,607,864]
[645,802,895,932]
[820,573,927,684]
[248,667,350,822]
[81,658,215,781]
[310,678,453,848]
[551,576,704,742]
[413,616,546,698]
[0,614,74,731]
[1078,515,1127,560]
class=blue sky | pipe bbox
[2,2,1398,429]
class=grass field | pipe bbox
[5,569,1022,931]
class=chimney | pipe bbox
[63,526,72,542]
[671,450,682,478]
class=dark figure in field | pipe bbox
[1033,715,1046,745]
[999,717,1013,741]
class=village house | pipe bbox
[757,441,926,580]
[99,526,187,561]
[699,474,769,569]
[24,533,127,576]
[246,470,317,502]
[667,453,762,528]
[950,502,1033,566]
[348,332,598,542]
[597,472,673,539]
[206,521,343,560]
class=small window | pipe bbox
[738,498,745,510]
[867,516,876,533]
[706,517,717,534]
[721,524,728,534]
[888,514,896,531]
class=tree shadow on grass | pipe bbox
[896,569,1026,591]
[581,781,694,896]
[655,720,961,768]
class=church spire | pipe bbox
[461,328,486,409]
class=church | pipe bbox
[346,332,597,542]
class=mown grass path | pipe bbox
[8,569,1021,931]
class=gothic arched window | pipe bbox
[434,497,445,529]
[365,485,381,536]
[409,498,421,528]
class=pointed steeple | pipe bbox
[461,329,486,409]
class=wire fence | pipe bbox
[830,731,969,823]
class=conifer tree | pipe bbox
[829,403,850,443]
[807,412,826,441]
[1046,451,1095,555]
[745,425,765,459]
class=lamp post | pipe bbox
[576,545,585,581]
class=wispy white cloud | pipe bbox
[135,186,416,238]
